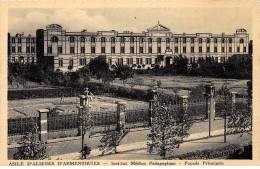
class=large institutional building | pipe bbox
[8,22,251,72]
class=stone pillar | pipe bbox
[205,82,215,137]
[116,101,126,131]
[79,95,86,107]
[231,92,237,114]
[83,88,90,106]
[77,106,84,136]
[180,96,188,117]
[38,109,49,143]
[149,100,154,127]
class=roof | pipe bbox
[46,24,62,29]
[147,21,170,32]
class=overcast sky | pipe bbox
[8,8,252,37]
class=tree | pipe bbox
[147,103,193,158]
[114,63,134,86]
[89,56,109,77]
[13,123,50,160]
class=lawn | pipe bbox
[8,96,148,119]
[90,75,249,96]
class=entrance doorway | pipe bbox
[165,57,171,66]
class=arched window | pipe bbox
[148,38,153,43]
[101,37,106,43]
[207,38,210,43]
[229,38,232,43]
[130,37,135,43]
[240,38,244,43]
[157,38,161,43]
[69,37,75,43]
[214,38,218,43]
[91,37,96,43]
[51,36,59,43]
[111,37,115,43]
[120,38,125,43]
[80,37,85,42]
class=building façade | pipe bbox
[8,22,251,72]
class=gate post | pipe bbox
[231,92,237,114]
[205,82,216,137]
[116,101,126,131]
[180,95,189,117]
[38,109,49,143]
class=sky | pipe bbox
[8,8,252,36]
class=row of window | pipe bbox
[11,38,36,44]
[48,46,247,54]
[52,36,245,44]
[11,57,35,63]
[11,46,35,53]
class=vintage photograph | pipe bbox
[1,0,258,166]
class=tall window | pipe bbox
[157,38,161,44]
[207,38,210,43]
[148,38,152,44]
[12,38,15,43]
[111,37,115,43]
[146,58,152,64]
[199,38,202,44]
[136,58,143,65]
[91,46,95,54]
[243,47,246,53]
[229,47,232,52]
[70,47,74,54]
[130,47,134,54]
[139,46,143,54]
[240,39,244,43]
[191,38,194,44]
[11,46,15,53]
[214,47,217,53]
[101,37,106,43]
[139,38,144,43]
[52,36,59,43]
[26,46,30,53]
[91,37,96,43]
[183,38,186,44]
[117,58,123,65]
[222,38,225,43]
[18,38,21,44]
[101,46,105,54]
[59,58,63,67]
[18,46,21,53]
[58,47,62,54]
[121,38,125,43]
[32,57,34,63]
[191,46,194,53]
[26,38,30,43]
[127,58,133,65]
[69,59,73,67]
[157,47,161,53]
[32,38,35,43]
[111,46,115,54]
[31,47,35,53]
[175,38,178,43]
[166,38,170,44]
[214,38,218,43]
[175,46,178,53]
[207,46,210,53]
[80,37,85,42]
[229,38,232,43]
[120,46,125,54]
[48,46,52,54]
[199,46,202,53]
[130,37,135,43]
[237,47,240,52]
[183,46,186,53]
[148,47,152,53]
[69,37,75,43]
[222,47,225,53]
[81,47,85,54]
